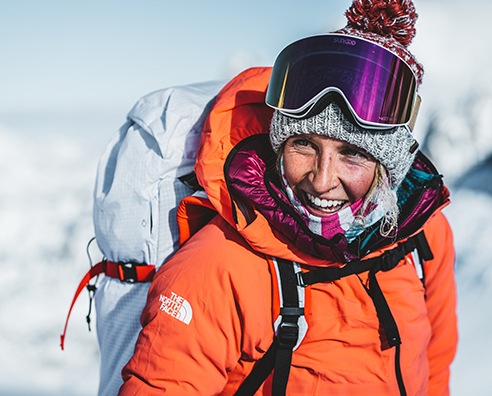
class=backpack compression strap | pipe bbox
[234,230,433,396]
[60,260,155,350]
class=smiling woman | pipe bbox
[118,1,457,395]
[271,99,405,244]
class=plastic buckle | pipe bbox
[117,262,139,283]
[380,250,397,272]
[381,244,408,272]
[297,272,307,287]
[277,321,299,349]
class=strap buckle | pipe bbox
[380,250,396,272]
[380,245,406,272]
[277,322,299,349]
[117,262,140,283]
[297,271,307,287]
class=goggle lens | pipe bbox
[266,34,417,128]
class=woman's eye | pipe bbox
[343,148,366,158]
[294,139,311,147]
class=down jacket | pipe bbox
[118,67,457,395]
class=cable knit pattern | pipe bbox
[269,102,417,189]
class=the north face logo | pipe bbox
[159,292,193,325]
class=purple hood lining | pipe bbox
[226,134,449,262]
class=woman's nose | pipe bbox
[310,154,339,193]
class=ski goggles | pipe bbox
[266,34,420,130]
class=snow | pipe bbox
[0,128,101,395]
[1,0,492,394]
[446,190,492,396]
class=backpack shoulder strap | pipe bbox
[410,230,433,288]
[271,258,305,395]
[235,230,433,396]
[235,257,306,396]
[176,191,218,246]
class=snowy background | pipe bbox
[1,0,491,395]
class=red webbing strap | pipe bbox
[60,260,156,350]
[60,261,105,350]
[104,261,156,282]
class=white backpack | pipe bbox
[61,80,225,396]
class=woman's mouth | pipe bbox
[305,192,345,214]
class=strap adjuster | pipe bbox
[380,250,396,272]
[380,246,406,272]
[104,260,156,283]
[297,272,307,287]
[277,322,299,349]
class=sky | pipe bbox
[1,0,349,141]
[2,0,490,146]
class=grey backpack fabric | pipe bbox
[93,80,224,395]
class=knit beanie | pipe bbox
[269,0,423,190]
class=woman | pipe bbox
[118,1,457,395]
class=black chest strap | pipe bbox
[234,230,432,396]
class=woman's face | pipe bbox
[283,134,377,217]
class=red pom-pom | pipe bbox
[345,0,418,47]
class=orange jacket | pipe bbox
[119,68,457,395]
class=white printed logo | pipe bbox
[159,292,193,325]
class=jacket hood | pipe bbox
[195,67,450,266]
[196,67,330,265]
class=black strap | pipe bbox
[297,234,418,287]
[414,231,433,261]
[236,231,431,396]
[272,259,302,396]
[367,271,401,347]
[234,259,303,396]
[234,342,277,396]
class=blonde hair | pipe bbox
[358,162,399,237]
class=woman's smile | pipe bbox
[282,134,377,217]
[304,192,345,214]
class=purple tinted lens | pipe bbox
[266,34,416,125]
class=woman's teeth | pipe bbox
[306,193,344,212]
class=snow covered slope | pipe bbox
[0,127,101,395]
[445,163,492,396]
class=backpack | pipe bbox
[61,79,226,396]
[61,79,433,396]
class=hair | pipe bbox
[357,162,399,237]
[276,146,399,238]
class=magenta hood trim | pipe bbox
[225,134,449,262]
